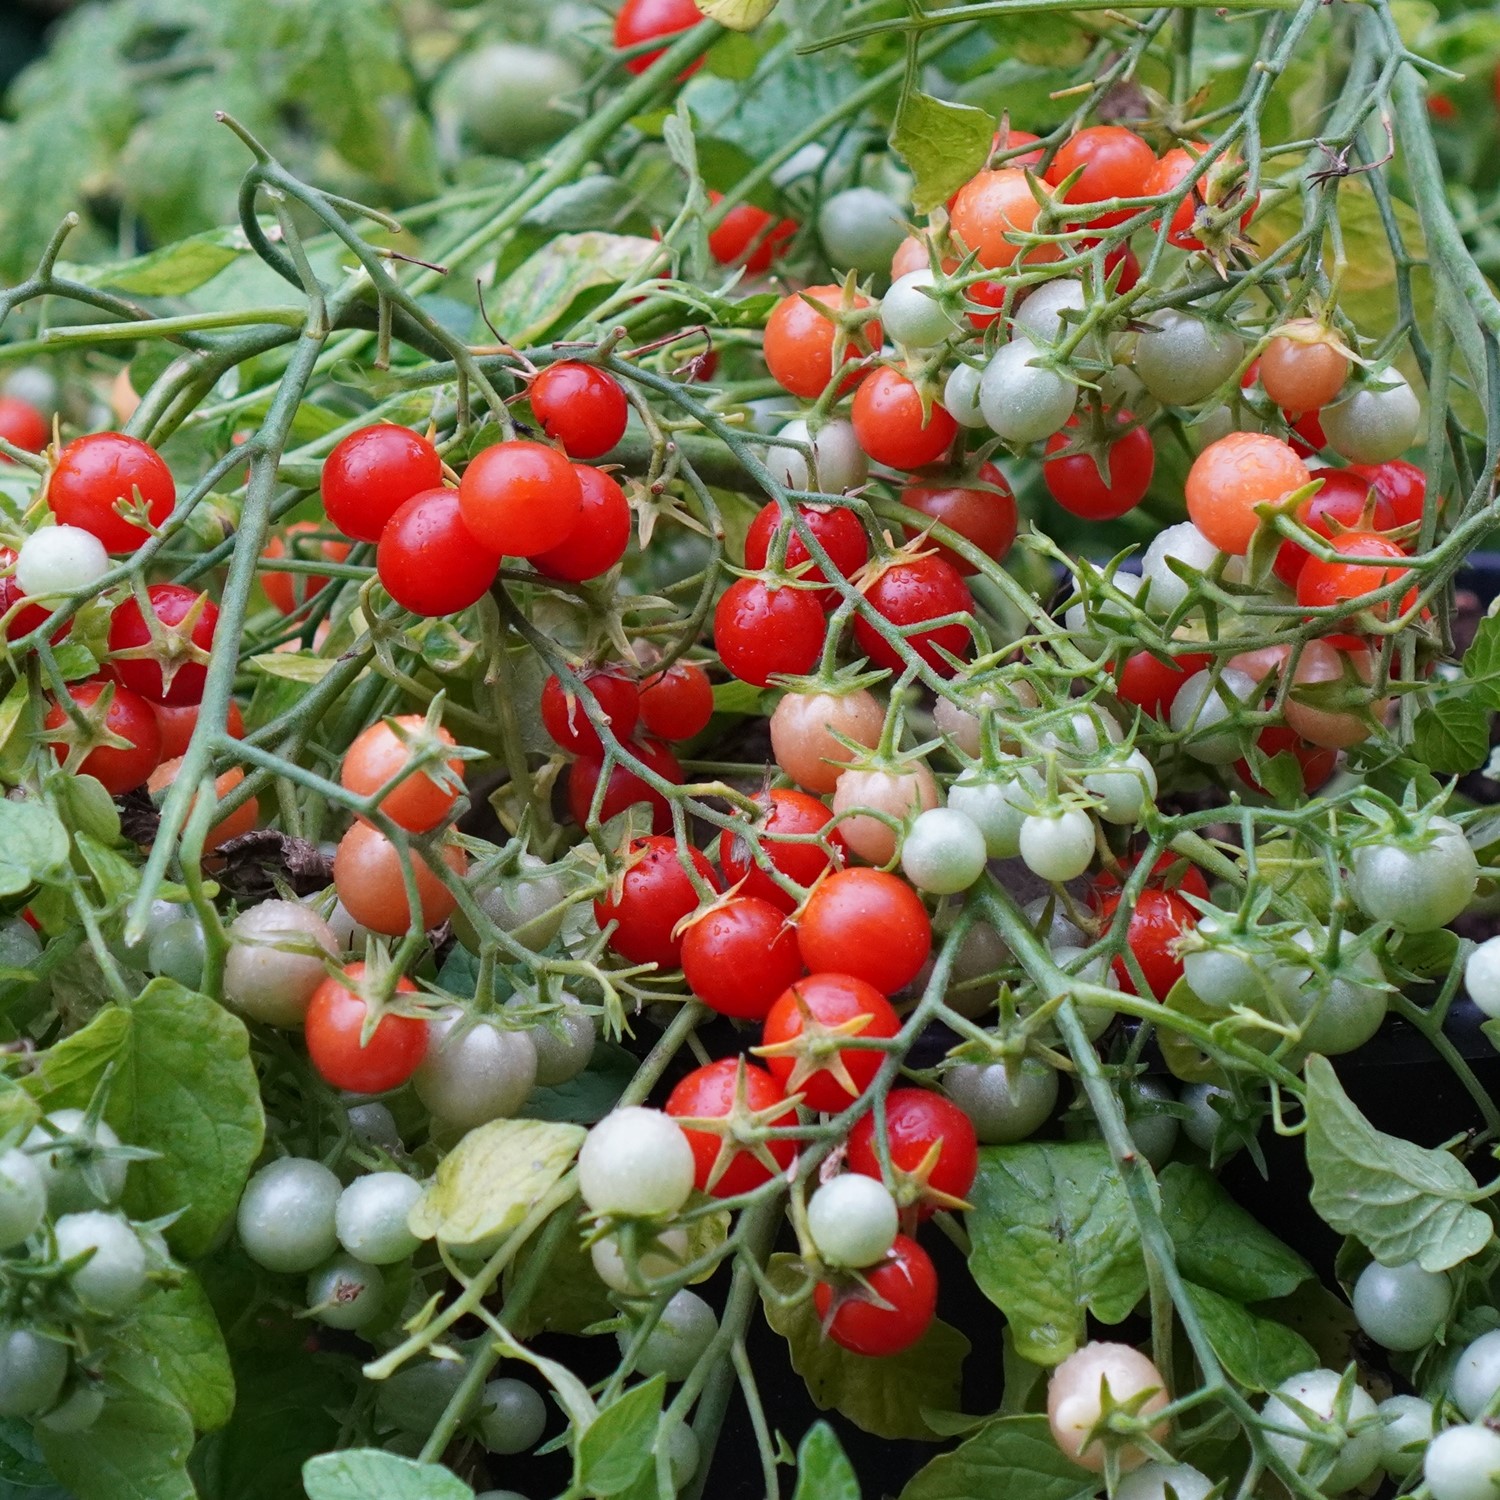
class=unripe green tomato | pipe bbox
[36,1380,105,1433]
[0,1149,46,1249]
[335,1172,423,1265]
[377,1359,473,1436]
[901,807,988,894]
[817,188,907,274]
[944,1060,1057,1144]
[147,914,206,989]
[1351,1259,1451,1350]
[26,1109,127,1215]
[476,1377,547,1455]
[306,1253,385,1330]
[54,1211,148,1316]
[506,991,596,1088]
[0,1329,68,1417]
[453,855,569,952]
[619,1289,717,1383]
[236,1157,341,1274]
[435,44,582,155]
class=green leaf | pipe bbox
[1181,1282,1318,1392]
[792,1422,859,1500]
[487,233,662,345]
[132,1274,235,1432]
[761,1255,968,1440]
[1463,616,1500,708]
[891,90,996,216]
[1392,928,1462,980]
[248,652,338,684]
[1159,1164,1311,1303]
[576,1376,666,1496]
[525,1041,637,1124]
[1413,701,1490,774]
[712,679,775,715]
[967,1142,1146,1365]
[50,774,122,849]
[29,1006,132,1100]
[1305,1054,1492,1271]
[0,798,70,896]
[64,230,245,296]
[408,1117,584,1251]
[303,1450,473,1500]
[504,1220,615,1340]
[896,1414,1098,1500]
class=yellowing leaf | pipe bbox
[695,0,779,28]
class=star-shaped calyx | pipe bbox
[667,1055,801,1193]
[751,985,874,1105]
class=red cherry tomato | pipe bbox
[851,369,957,471]
[1286,408,1327,458]
[458,441,583,558]
[1271,470,1397,588]
[664,1058,798,1197]
[743,502,869,607]
[594,835,720,969]
[1094,888,1196,998]
[1093,850,1210,904]
[1146,144,1255,250]
[638,662,714,742]
[1104,243,1141,292]
[567,739,682,833]
[797,868,931,995]
[540,670,640,757]
[152,698,245,762]
[1348,458,1427,530]
[107,584,218,706]
[0,397,48,455]
[1116,651,1213,720]
[950,169,1054,271]
[721,789,845,914]
[529,364,629,460]
[707,193,796,275]
[1043,414,1155,521]
[42,679,162,794]
[1295,530,1415,621]
[377,488,501,616]
[713,576,825,688]
[1234,724,1337,796]
[763,286,880,400]
[846,1088,978,1218]
[531,464,632,584]
[1045,126,1157,233]
[341,715,464,834]
[757,972,901,1113]
[322,424,443,544]
[613,0,705,76]
[261,523,352,615]
[813,1234,937,1356]
[48,433,175,553]
[964,279,1008,331]
[854,555,973,678]
[304,964,427,1092]
[681,896,805,1020]
[900,463,1017,575]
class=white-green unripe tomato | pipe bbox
[26,1109,127,1215]
[1351,1259,1451,1350]
[334,1172,423,1265]
[414,1011,538,1129]
[223,900,339,1027]
[817,188,907,274]
[1169,667,1256,764]
[1012,279,1085,346]
[506,991,596,1088]
[578,1107,695,1219]
[1466,935,1500,1017]
[764,418,868,495]
[0,1149,45,1249]
[1259,1368,1380,1493]
[900,807,988,894]
[0,1329,68,1417]
[236,1157,341,1274]
[590,1226,690,1294]
[36,1380,105,1433]
[1425,1423,1500,1500]
[1451,1328,1500,1420]
[1115,1462,1215,1500]
[305,1254,385,1331]
[476,1377,547,1455]
[434,44,581,155]
[807,1175,898,1268]
[1019,808,1096,883]
[1133,311,1243,406]
[980,338,1076,444]
[619,1289,717,1382]
[1140,521,1218,617]
[881,270,960,350]
[54,1211,148,1316]
[1351,818,1478,933]
[943,364,987,429]
[1375,1394,1433,1478]
[1320,372,1421,464]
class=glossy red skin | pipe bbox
[1295,530,1414,620]
[107,584,218,705]
[681,897,805,1020]
[760,973,901,1112]
[304,965,426,1092]
[531,464,632,583]
[1286,408,1327,459]
[0,547,56,641]
[262,523,351,615]
[377,488,501,617]
[529,363,628,460]
[48,433,175,553]
[900,463,1017,575]
[713,577,825,688]
[153,697,244,761]
[797,868,932,995]
[851,369,958,471]
[846,1088,978,1219]
[1116,651,1213,720]
[721,789,845,914]
[567,738,682,833]
[540,671,640,756]
[1235,725,1337,796]
[1349,459,1427,529]
[1104,243,1141,292]
[638,662,714,742]
[813,1235,937,1356]
[322,425,442,543]
[0,397,48,454]
[854,556,973,677]
[458,441,583,558]
[613,0,705,76]
[1093,851,1210,904]
[1045,126,1157,231]
[965,279,1007,331]
[594,835,720,969]
[665,1058,798,1196]
[1271,470,1397,588]
[707,194,796,274]
[1146,147,1256,250]
[1043,416,1155,520]
[744,503,869,607]
[43,680,162,794]
[763,287,879,400]
[1094,888,1196,999]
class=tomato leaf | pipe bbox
[487,233,663,345]
[695,0,779,30]
[1412,701,1490,774]
[896,1413,1098,1500]
[891,89,996,216]
[761,1254,968,1440]
[0,798,70,897]
[303,1450,473,1500]
[1463,617,1500,708]
[131,1274,235,1433]
[575,1375,667,1496]
[791,1422,859,1500]
[1305,1054,1492,1271]
[1181,1281,1317,1392]
[967,1142,1146,1365]
[526,1041,638,1124]
[62,229,245,297]
[504,1222,616,1340]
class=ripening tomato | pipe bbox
[341,715,464,833]
[531,464,632,583]
[681,896,805,1019]
[901,464,1017,574]
[665,1058,798,1197]
[720,789,844,913]
[1349,458,1427,529]
[1234,725,1337,796]
[107,583,218,705]
[304,964,427,1092]
[1259,324,1350,413]
[854,555,973,677]
[1295,530,1416,621]
[0,397,48,455]
[763,286,880,400]
[713,576,825,687]
[1116,651,1213,720]
[528,363,628,460]
[1146,144,1256,250]
[770,689,884,794]
[846,1088,978,1218]
[322,424,443,543]
[458,441,583,557]
[377,488,502,616]
[950,169,1052,270]
[1093,850,1210,904]
[613,0,704,76]
[152,698,244,762]
[638,662,714,742]
[0,547,55,640]
[1094,888,1195,998]
[540,671,640,757]
[797,868,931,995]
[851,369,957,471]
[743,502,869,606]
[1044,415,1155,521]
[43,679,162,793]
[594,835,720,969]
[567,738,682,833]
[707,193,796,274]
[813,1234,937,1356]
[332,822,466,935]
[1270,470,1396,588]
[1185,432,1311,555]
[48,433,175,553]
[757,972,901,1112]
[147,758,259,849]
[261,523,352,615]
[1046,126,1156,232]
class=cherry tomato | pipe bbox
[152,698,244,762]
[1146,145,1255,250]
[713,577,825,688]
[322,424,443,543]
[854,554,973,678]
[763,286,880,399]
[458,441,583,557]
[900,464,1017,575]
[770,689,884,794]
[43,680,162,793]
[332,822,466,935]
[540,670,640,756]
[1234,725,1337,796]
[47,433,175,553]
[567,738,682,833]
[990,126,1044,167]
[0,547,56,640]
[261,523,351,615]
[304,963,427,1092]
[664,1057,798,1197]
[1116,651,1213,720]
[797,868,931,995]
[341,715,464,833]
[743,503,869,607]
[721,789,845,913]
[1271,470,1396,588]
[0,398,48,455]
[638,662,714,742]
[813,1234,937,1356]
[950,169,1052,270]
[1104,243,1140,291]
[1044,414,1155,521]
[531,463,632,583]
[1295,530,1415,621]
[1287,407,1327,458]
[1045,127,1156,232]
[528,363,628,460]
[757,972,901,1112]
[851,369,957,471]
[147,759,259,848]
[1093,849,1210,904]
[594,835,720,968]
[1259,324,1350,413]
[1349,458,1427,529]
[707,193,796,274]
[377,488,501,617]
[681,896,805,1019]
[613,0,705,76]
[107,584,218,705]
[1094,888,1196,998]
[847,1088,978,1219]
[1185,433,1311,556]
[964,278,1008,331]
